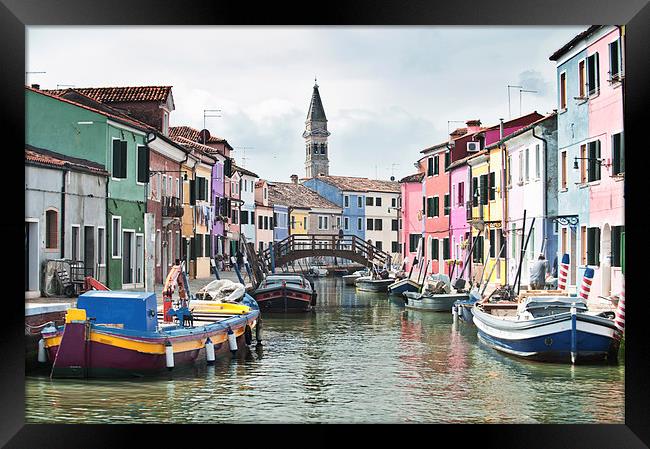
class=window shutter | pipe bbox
[433,196,439,217]
[443,237,450,260]
[119,141,127,178]
[489,172,496,200]
[433,155,439,175]
[444,194,449,215]
[427,158,433,176]
[472,178,478,207]
[480,175,488,205]
[489,229,496,257]
[137,146,149,183]
[189,180,196,205]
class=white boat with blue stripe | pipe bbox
[472,296,621,364]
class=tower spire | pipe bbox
[303,79,330,178]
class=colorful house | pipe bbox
[254,179,274,253]
[235,165,259,247]
[26,86,151,290]
[399,172,424,272]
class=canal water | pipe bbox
[25,278,624,424]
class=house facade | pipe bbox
[235,165,259,247]
[254,179,274,253]
[399,173,424,272]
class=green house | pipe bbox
[26,87,151,289]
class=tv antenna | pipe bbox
[203,109,222,131]
[234,146,254,168]
[519,89,538,116]
[447,120,465,135]
[507,85,523,119]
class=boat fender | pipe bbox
[165,340,174,370]
[205,337,215,365]
[37,338,47,363]
[244,325,253,346]
[227,327,238,354]
[255,319,263,345]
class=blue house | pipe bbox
[550,32,592,289]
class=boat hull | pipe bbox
[252,285,314,312]
[387,279,420,296]
[342,275,360,286]
[355,279,394,292]
[472,306,621,363]
[42,311,259,378]
[405,293,469,312]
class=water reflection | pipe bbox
[26,278,624,424]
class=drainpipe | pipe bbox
[61,169,67,257]
[532,125,549,262]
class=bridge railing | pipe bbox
[260,234,391,269]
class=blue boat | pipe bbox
[387,278,421,296]
[471,296,621,364]
[453,289,480,323]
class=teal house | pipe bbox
[26,86,152,290]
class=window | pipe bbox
[45,209,58,249]
[525,148,530,181]
[137,145,149,184]
[579,59,587,98]
[609,38,622,80]
[318,216,329,230]
[291,216,296,230]
[367,218,374,231]
[304,217,307,231]
[431,238,439,260]
[205,234,211,257]
[240,210,248,225]
[112,139,127,179]
[507,156,512,187]
[344,195,349,208]
[472,177,479,207]
[409,234,420,253]
[433,155,439,175]
[357,197,362,208]
[458,182,465,206]
[443,237,450,260]
[488,172,496,201]
[444,151,451,172]
[273,213,277,228]
[197,177,208,201]
[580,144,587,183]
[196,235,203,258]
[97,227,105,265]
[535,145,541,179]
[433,197,439,217]
[612,132,624,175]
[375,219,382,231]
[358,218,363,230]
[112,216,121,258]
[560,72,567,110]
[427,157,434,176]
[426,197,434,218]
[561,151,567,189]
[391,198,397,208]
[337,216,341,229]
[264,216,269,230]
[392,241,399,253]
[587,226,601,266]
[588,140,601,182]
[391,219,398,231]
[444,194,450,216]
[480,175,488,205]
[71,225,80,261]
[472,235,484,263]
[581,226,587,266]
[587,53,600,97]
[376,197,382,207]
[611,225,624,267]
[366,196,374,206]
[376,241,383,251]
[344,217,349,230]
[258,216,263,230]
[489,229,496,258]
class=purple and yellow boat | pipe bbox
[39,290,261,378]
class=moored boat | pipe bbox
[343,269,369,286]
[252,274,316,312]
[308,266,328,277]
[404,291,469,311]
[39,290,260,378]
[355,276,394,293]
[472,296,621,364]
[387,278,421,296]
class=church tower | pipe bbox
[303,79,330,178]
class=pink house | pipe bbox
[585,26,625,300]
[399,172,424,272]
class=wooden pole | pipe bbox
[481,239,506,297]
[516,217,536,296]
[512,210,527,290]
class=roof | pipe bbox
[484,113,557,150]
[549,26,600,61]
[169,125,226,144]
[399,172,424,183]
[309,174,400,193]
[233,164,259,179]
[485,111,545,131]
[44,86,173,103]
[420,140,449,154]
[306,82,327,122]
[447,154,475,171]
[268,182,340,210]
[26,86,153,133]
[169,136,217,163]
[25,145,108,176]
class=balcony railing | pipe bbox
[162,196,183,218]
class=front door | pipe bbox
[123,231,133,284]
[84,226,94,278]
[136,234,144,284]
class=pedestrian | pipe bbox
[529,253,549,290]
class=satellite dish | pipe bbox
[198,129,211,144]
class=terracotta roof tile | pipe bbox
[45,86,172,103]
[233,164,259,179]
[399,172,424,183]
[309,175,400,193]
[25,145,108,175]
[269,182,340,210]
[169,125,225,144]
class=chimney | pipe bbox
[31,84,40,90]
[466,119,482,133]
[290,174,299,185]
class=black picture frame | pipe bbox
[3,0,648,447]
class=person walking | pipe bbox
[529,253,549,290]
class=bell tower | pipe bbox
[303,79,330,178]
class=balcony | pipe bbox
[162,196,183,218]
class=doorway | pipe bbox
[123,231,134,284]
[84,226,95,278]
[136,234,144,285]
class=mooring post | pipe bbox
[270,243,276,274]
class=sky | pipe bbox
[26,26,585,182]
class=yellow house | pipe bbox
[289,207,310,235]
